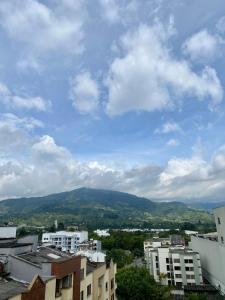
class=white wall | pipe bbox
[0,227,17,238]
[190,236,225,294]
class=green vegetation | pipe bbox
[185,294,207,300]
[116,267,170,300]
[0,188,214,230]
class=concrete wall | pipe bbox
[214,207,225,245]
[0,227,17,238]
[190,236,225,294]
[45,278,56,300]
[9,256,41,282]
[9,295,22,300]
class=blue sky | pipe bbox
[0,0,225,202]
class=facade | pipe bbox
[80,258,117,300]
[42,231,88,252]
[78,239,102,252]
[190,205,225,295]
[0,233,117,300]
[76,250,106,263]
[94,229,110,237]
[145,243,203,287]
[0,226,17,239]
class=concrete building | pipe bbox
[0,226,17,239]
[190,205,225,295]
[76,250,106,263]
[0,232,117,300]
[42,231,88,252]
[145,240,203,287]
[78,239,102,252]
[94,229,110,237]
[80,258,117,300]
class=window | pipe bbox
[166,258,169,263]
[156,262,159,268]
[218,217,221,224]
[87,284,91,296]
[80,291,84,300]
[167,273,171,278]
[55,279,62,297]
[111,294,114,300]
[175,274,182,278]
[105,282,108,291]
[186,274,195,279]
[80,268,84,280]
[167,265,170,271]
[155,256,158,261]
[111,278,114,290]
[185,267,194,271]
[62,274,72,288]
[221,236,224,244]
[184,259,193,264]
[174,259,180,263]
[174,266,181,271]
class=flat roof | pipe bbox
[0,240,32,248]
[0,279,27,300]
[18,247,71,266]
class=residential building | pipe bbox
[0,226,17,239]
[78,239,102,252]
[76,250,106,263]
[0,228,117,300]
[94,229,110,237]
[42,231,88,252]
[80,257,117,300]
[145,243,203,287]
[190,205,225,295]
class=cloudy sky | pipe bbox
[0,0,225,202]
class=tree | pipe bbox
[116,267,170,300]
[185,293,207,300]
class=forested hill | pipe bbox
[0,187,213,228]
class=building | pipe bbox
[76,250,106,263]
[0,226,17,239]
[190,205,225,295]
[42,231,88,252]
[144,239,203,287]
[78,239,102,252]
[80,258,117,300]
[94,229,110,237]
[0,227,117,300]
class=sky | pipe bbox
[0,0,225,202]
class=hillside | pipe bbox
[0,188,213,228]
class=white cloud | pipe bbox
[155,121,182,134]
[0,82,51,111]
[0,0,85,55]
[0,133,225,202]
[98,0,138,24]
[216,16,225,34]
[0,113,43,151]
[105,24,223,116]
[69,71,100,114]
[182,30,219,62]
[167,139,180,147]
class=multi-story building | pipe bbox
[145,240,203,287]
[76,250,106,263]
[0,227,117,300]
[78,239,102,252]
[42,231,88,252]
[190,205,225,295]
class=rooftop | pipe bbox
[0,278,27,300]
[17,246,71,266]
[0,239,32,248]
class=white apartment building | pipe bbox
[145,244,203,287]
[190,205,225,295]
[42,230,88,252]
[76,250,106,263]
[94,229,110,237]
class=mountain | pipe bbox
[0,188,213,228]
[188,201,225,211]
